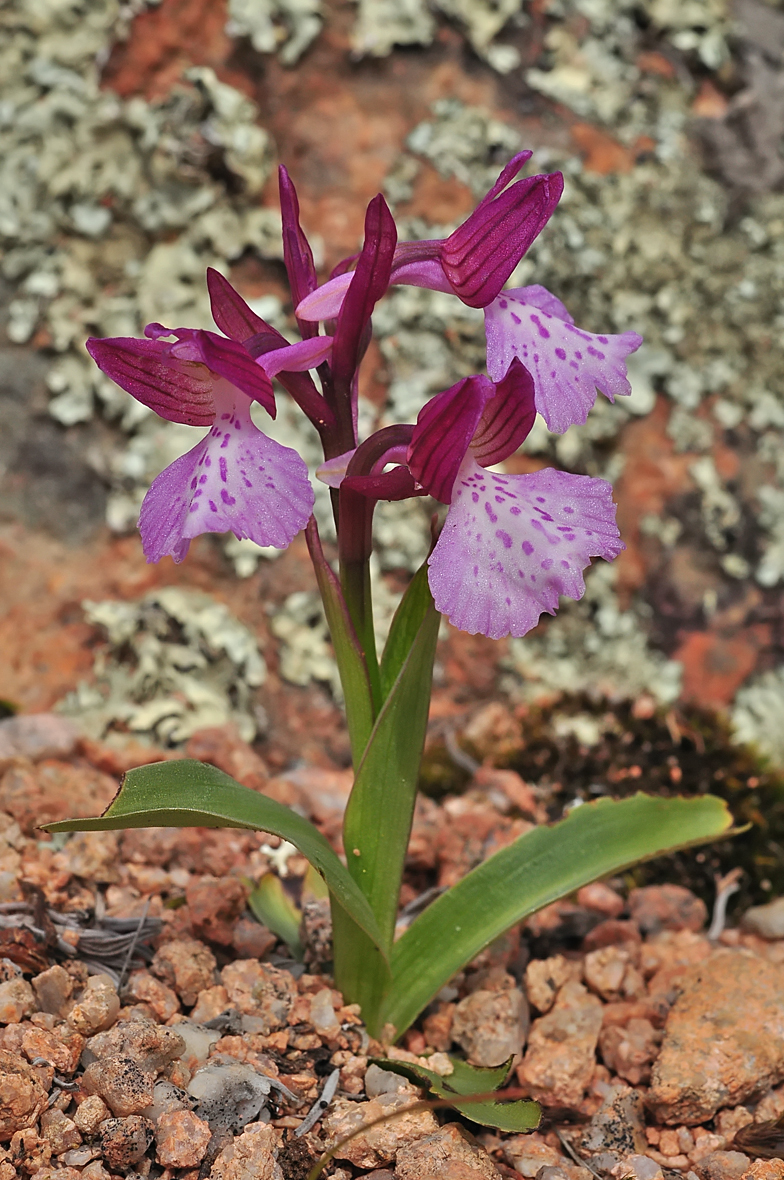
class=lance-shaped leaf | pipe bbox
[370,1055,541,1133]
[381,792,735,1037]
[44,759,387,959]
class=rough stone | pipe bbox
[39,1109,82,1155]
[81,1057,156,1117]
[309,988,341,1038]
[155,1109,212,1168]
[694,1152,752,1180]
[322,1087,439,1168]
[0,759,117,836]
[21,1025,84,1075]
[395,1122,502,1178]
[0,1051,47,1140]
[57,831,120,884]
[517,981,603,1107]
[99,1116,154,1171]
[648,951,784,1124]
[0,979,35,1025]
[209,1120,284,1180]
[125,971,180,1022]
[186,875,249,946]
[502,1133,564,1177]
[524,956,581,1014]
[742,898,784,941]
[584,947,640,1002]
[598,1017,663,1084]
[220,960,295,1030]
[151,939,217,1006]
[0,714,78,763]
[452,974,528,1067]
[73,1096,111,1136]
[32,967,73,1018]
[66,975,119,1036]
[577,883,626,917]
[86,1020,185,1073]
[741,1164,784,1180]
[579,1086,647,1158]
[628,886,707,935]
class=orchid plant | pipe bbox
[49,155,731,1078]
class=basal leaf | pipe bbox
[370,1056,540,1133]
[383,792,735,1037]
[44,759,386,958]
[248,874,303,959]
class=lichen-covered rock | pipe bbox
[395,1122,502,1178]
[741,1163,784,1180]
[99,1116,154,1170]
[151,939,217,1007]
[517,981,603,1106]
[579,1086,647,1158]
[0,1052,47,1140]
[155,1109,212,1168]
[648,951,784,1124]
[322,1087,438,1168]
[452,973,528,1067]
[81,1057,156,1117]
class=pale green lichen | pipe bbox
[58,588,266,745]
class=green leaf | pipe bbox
[379,563,434,699]
[306,518,375,766]
[44,759,386,959]
[370,1056,541,1133]
[344,595,440,947]
[334,594,440,1030]
[248,874,303,959]
[382,792,735,1037]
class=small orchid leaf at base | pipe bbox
[248,873,304,960]
[43,759,387,960]
[369,1055,541,1133]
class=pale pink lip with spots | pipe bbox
[484,284,642,435]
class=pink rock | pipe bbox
[0,714,78,762]
[649,951,784,1124]
[155,1109,212,1168]
[517,981,603,1107]
[628,885,707,935]
[151,938,217,1007]
[452,973,528,1067]
[396,1122,502,1178]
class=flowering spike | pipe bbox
[331,194,397,390]
[408,377,493,504]
[470,357,536,468]
[138,385,314,563]
[484,286,643,434]
[86,336,215,427]
[279,165,319,330]
[428,462,623,639]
